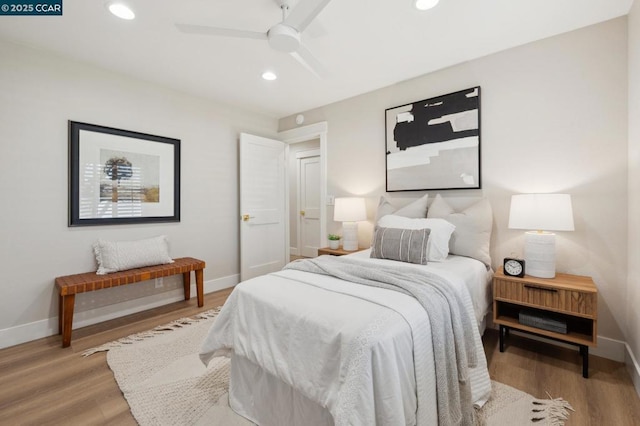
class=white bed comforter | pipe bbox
[200,255,491,426]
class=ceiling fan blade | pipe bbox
[175,23,267,40]
[284,0,332,32]
[304,17,328,39]
[290,44,328,79]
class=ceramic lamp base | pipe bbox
[524,231,556,278]
[342,222,358,251]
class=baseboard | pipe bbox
[625,343,640,399]
[0,274,239,350]
[590,335,627,362]
[290,246,300,256]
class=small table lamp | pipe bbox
[508,194,574,278]
[334,197,367,251]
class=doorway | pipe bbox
[279,122,328,262]
[239,123,327,279]
[289,142,320,257]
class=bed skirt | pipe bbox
[229,353,334,426]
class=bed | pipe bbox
[200,194,494,425]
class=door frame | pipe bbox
[278,122,328,260]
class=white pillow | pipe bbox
[377,214,455,261]
[427,194,493,266]
[395,194,429,218]
[93,235,174,275]
[374,194,429,223]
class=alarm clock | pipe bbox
[503,258,525,278]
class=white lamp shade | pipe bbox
[508,194,574,231]
[334,197,367,222]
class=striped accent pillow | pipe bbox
[370,226,431,265]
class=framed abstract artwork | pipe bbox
[385,86,481,192]
[68,121,180,226]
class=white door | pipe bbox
[299,154,321,257]
[240,133,287,281]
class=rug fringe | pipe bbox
[530,392,574,425]
[82,307,222,357]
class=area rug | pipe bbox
[87,309,573,426]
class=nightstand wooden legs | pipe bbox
[580,345,589,378]
[498,324,590,378]
[498,325,510,352]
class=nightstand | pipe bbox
[317,246,366,256]
[493,267,598,378]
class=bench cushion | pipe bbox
[94,235,173,275]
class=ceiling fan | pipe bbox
[176,0,332,78]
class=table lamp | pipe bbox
[508,193,574,278]
[333,197,366,251]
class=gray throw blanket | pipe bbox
[284,255,478,426]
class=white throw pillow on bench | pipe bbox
[93,235,174,275]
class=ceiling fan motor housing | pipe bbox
[268,24,301,52]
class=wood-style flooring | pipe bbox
[1,287,639,425]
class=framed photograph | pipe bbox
[385,86,481,192]
[68,121,180,226]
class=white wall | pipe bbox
[280,19,629,346]
[0,40,277,348]
[627,0,640,392]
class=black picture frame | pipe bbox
[68,121,180,226]
[385,86,481,192]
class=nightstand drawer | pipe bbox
[494,278,596,318]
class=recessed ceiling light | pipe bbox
[107,2,135,20]
[414,0,440,11]
[262,71,277,81]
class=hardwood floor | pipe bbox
[1,287,639,425]
[484,330,640,425]
[0,289,233,426]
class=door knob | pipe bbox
[242,214,250,222]
[300,210,305,216]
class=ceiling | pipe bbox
[0,0,633,118]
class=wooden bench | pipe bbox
[55,257,206,348]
